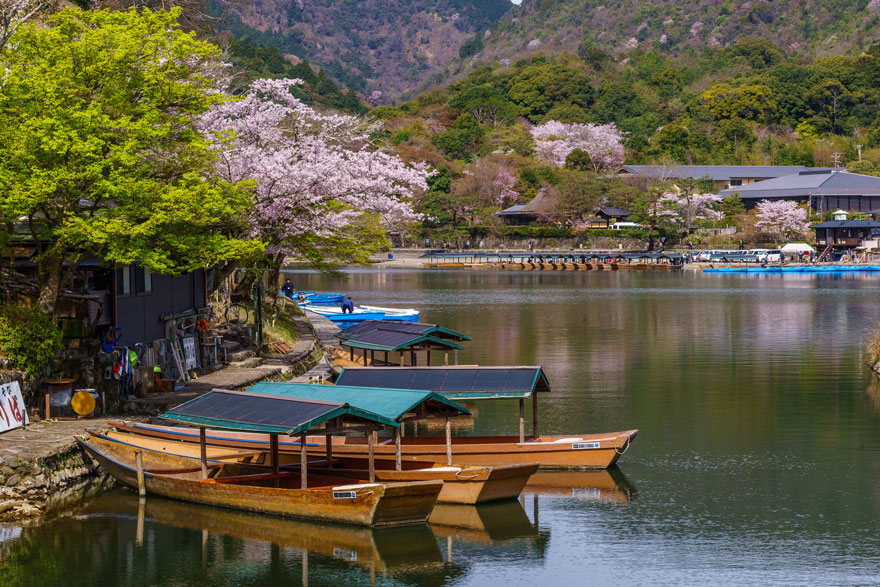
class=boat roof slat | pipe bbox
[161,389,399,435]
[245,382,469,420]
[336,367,551,400]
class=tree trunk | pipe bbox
[36,250,65,317]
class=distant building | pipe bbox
[496,188,558,225]
[813,210,880,252]
[719,170,880,212]
[584,206,632,229]
[619,165,827,192]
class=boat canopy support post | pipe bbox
[270,433,280,474]
[445,417,452,466]
[199,427,208,479]
[394,427,402,471]
[519,398,525,444]
[532,392,539,438]
[300,432,308,489]
[368,427,376,482]
[135,450,146,498]
[325,432,333,469]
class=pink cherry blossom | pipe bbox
[658,192,723,232]
[199,78,428,255]
[529,120,626,172]
[754,200,809,239]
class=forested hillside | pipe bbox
[376,38,880,243]
[452,0,880,76]
[208,0,512,101]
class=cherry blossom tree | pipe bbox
[529,120,625,172]
[491,167,519,207]
[754,199,808,240]
[658,192,723,234]
[199,78,428,273]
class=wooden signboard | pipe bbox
[0,381,29,434]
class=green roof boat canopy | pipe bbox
[338,320,471,342]
[161,389,399,435]
[335,367,552,400]
[339,330,463,353]
[246,382,470,421]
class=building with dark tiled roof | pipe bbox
[719,170,880,212]
[619,165,829,192]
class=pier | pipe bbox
[423,251,684,271]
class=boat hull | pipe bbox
[79,437,441,527]
[93,430,536,505]
[109,421,638,469]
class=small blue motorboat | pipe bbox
[305,306,386,324]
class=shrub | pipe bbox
[0,303,64,375]
[499,225,574,238]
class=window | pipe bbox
[729,179,742,187]
[135,265,152,295]
[116,266,131,297]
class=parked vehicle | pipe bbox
[759,250,782,263]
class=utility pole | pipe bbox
[831,152,842,171]
[856,144,863,161]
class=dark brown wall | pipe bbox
[114,267,206,345]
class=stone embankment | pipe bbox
[0,419,120,521]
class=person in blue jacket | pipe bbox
[281,279,294,297]
[341,296,354,314]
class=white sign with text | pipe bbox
[0,381,29,433]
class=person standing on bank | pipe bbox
[341,296,354,314]
[281,279,294,297]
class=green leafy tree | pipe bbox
[0,8,261,315]
[722,193,746,217]
[0,303,63,375]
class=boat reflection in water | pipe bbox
[428,499,550,565]
[525,467,637,504]
[73,491,455,586]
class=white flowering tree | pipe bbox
[754,200,809,240]
[658,193,723,234]
[199,78,429,292]
[529,120,626,172]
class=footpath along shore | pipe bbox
[0,309,327,522]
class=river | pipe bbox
[4,269,880,586]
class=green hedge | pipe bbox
[499,226,575,238]
[581,229,649,239]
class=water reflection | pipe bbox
[526,468,637,504]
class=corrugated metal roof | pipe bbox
[341,330,464,352]
[246,382,469,421]
[338,320,471,342]
[161,389,397,435]
[719,170,880,199]
[336,367,552,400]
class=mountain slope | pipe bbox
[209,0,512,102]
[471,0,880,64]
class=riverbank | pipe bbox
[0,418,125,521]
[0,309,324,521]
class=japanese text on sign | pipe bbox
[0,382,29,434]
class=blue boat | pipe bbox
[281,290,345,304]
[305,306,386,324]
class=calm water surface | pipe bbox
[4,269,880,586]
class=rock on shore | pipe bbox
[0,445,106,521]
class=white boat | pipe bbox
[358,305,421,323]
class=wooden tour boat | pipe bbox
[85,390,443,526]
[111,419,636,470]
[95,426,538,505]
